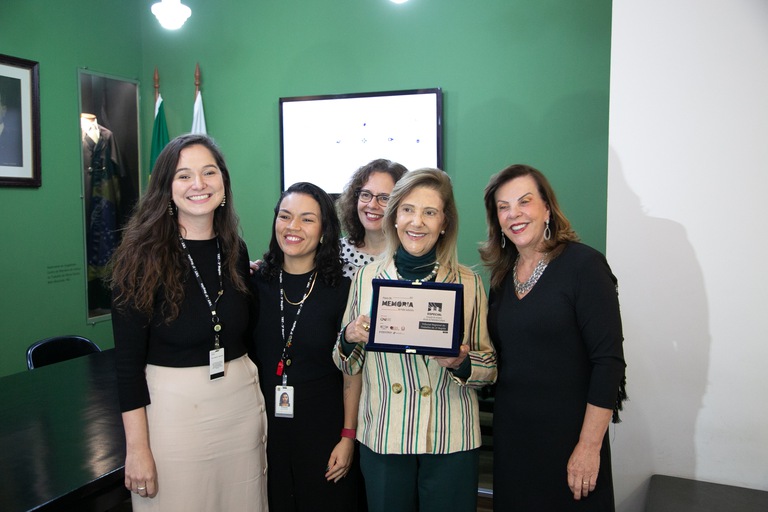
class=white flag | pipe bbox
[191,91,207,135]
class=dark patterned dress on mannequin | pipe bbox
[83,125,122,311]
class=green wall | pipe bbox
[0,0,143,377]
[0,0,611,376]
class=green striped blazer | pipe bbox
[333,260,497,455]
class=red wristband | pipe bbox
[341,428,356,439]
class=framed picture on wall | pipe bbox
[0,54,41,188]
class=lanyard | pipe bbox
[277,269,316,382]
[179,236,224,349]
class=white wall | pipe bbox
[607,1,768,510]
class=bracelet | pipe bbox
[341,428,356,439]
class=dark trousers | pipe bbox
[360,444,479,512]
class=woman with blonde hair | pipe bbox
[334,168,496,512]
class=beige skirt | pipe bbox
[132,355,268,512]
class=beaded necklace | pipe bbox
[395,260,440,283]
[394,245,439,283]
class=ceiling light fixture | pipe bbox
[152,0,192,30]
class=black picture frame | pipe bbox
[0,54,41,188]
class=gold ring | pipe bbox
[363,323,370,332]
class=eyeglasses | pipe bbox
[357,189,390,206]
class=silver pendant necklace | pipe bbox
[513,254,548,295]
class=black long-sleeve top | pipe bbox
[113,238,253,412]
[250,270,350,415]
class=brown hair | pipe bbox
[337,158,408,247]
[479,164,579,289]
[109,134,248,321]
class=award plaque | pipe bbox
[367,279,463,357]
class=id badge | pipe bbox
[209,348,225,380]
[275,385,294,418]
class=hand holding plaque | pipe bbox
[344,314,372,345]
[431,343,469,369]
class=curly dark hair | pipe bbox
[261,182,343,287]
[479,164,579,289]
[109,134,248,321]
[337,158,408,247]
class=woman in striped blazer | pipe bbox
[333,168,497,512]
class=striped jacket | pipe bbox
[333,260,497,455]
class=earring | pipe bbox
[168,200,175,216]
[394,223,398,228]
[544,219,551,241]
[440,230,445,235]
[220,194,226,208]
[319,235,324,244]
[500,232,506,249]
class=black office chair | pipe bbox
[26,335,101,370]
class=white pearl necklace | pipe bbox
[396,261,440,283]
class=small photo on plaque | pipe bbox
[367,279,463,357]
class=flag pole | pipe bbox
[154,67,160,102]
[191,63,207,135]
[149,67,170,175]
[194,62,201,100]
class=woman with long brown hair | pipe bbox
[111,134,267,511]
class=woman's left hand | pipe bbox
[566,441,600,500]
[431,344,469,369]
[567,403,611,499]
[325,437,354,483]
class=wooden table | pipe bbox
[0,349,129,511]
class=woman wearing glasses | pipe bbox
[336,159,408,278]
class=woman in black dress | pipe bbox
[251,182,359,511]
[479,164,627,511]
